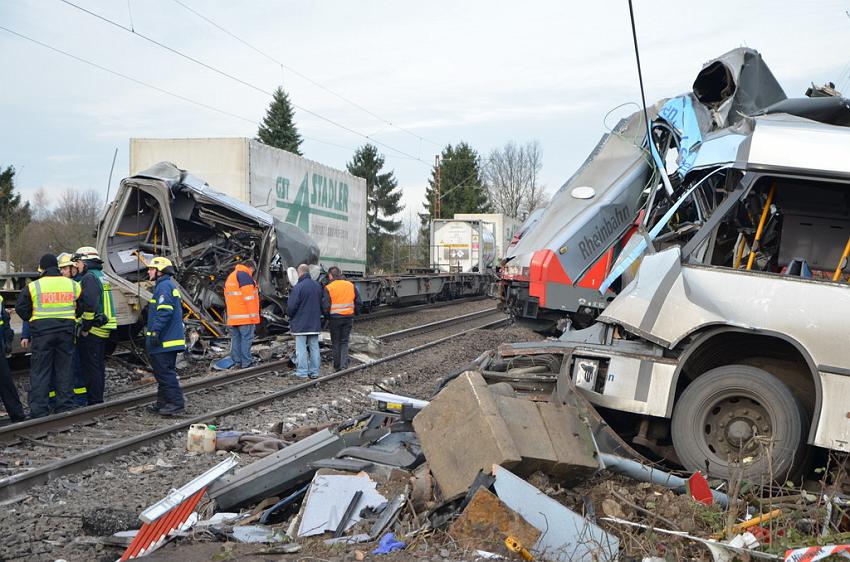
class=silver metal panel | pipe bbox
[570,349,675,417]
[814,372,850,452]
[744,115,850,176]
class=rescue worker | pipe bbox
[224,260,260,369]
[286,264,322,379]
[58,252,87,405]
[321,266,361,371]
[72,247,116,405]
[15,254,81,418]
[145,256,186,415]
[0,293,26,422]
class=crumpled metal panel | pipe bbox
[133,161,274,226]
[600,246,850,367]
[506,109,653,281]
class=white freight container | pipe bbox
[430,219,496,272]
[453,213,520,262]
[130,138,368,275]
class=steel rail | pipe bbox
[355,295,490,321]
[0,317,509,502]
[377,308,503,342]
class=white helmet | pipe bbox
[73,246,101,261]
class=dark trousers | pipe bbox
[0,343,25,420]
[30,330,75,417]
[78,335,106,405]
[71,346,87,406]
[148,351,185,409]
[329,316,354,370]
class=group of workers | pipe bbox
[285,265,361,378]
[0,254,360,422]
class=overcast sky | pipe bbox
[2,0,850,222]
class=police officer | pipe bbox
[224,260,260,369]
[145,257,186,416]
[15,254,81,418]
[0,293,26,422]
[73,247,116,405]
[321,266,362,371]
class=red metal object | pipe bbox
[120,487,207,560]
[687,471,713,505]
[527,214,642,309]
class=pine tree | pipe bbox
[257,86,303,155]
[422,142,488,220]
[347,144,404,270]
[0,165,32,267]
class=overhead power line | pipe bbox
[0,24,359,154]
[170,0,443,149]
[56,0,432,166]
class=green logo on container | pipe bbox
[276,173,349,231]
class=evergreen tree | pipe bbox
[347,144,404,270]
[0,165,32,267]
[422,142,488,220]
[257,86,303,155]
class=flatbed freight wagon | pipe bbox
[130,138,368,275]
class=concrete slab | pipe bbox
[412,371,521,499]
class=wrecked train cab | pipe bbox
[97,162,319,341]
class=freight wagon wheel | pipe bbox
[671,365,808,482]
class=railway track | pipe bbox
[354,295,489,321]
[0,309,508,502]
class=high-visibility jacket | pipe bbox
[224,264,260,326]
[29,276,80,322]
[87,268,117,339]
[145,274,185,354]
[325,279,356,316]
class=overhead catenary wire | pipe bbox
[56,0,432,167]
[0,24,361,155]
[169,0,443,149]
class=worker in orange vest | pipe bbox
[224,260,260,368]
[321,266,362,371]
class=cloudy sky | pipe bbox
[2,0,850,221]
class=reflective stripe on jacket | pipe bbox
[225,264,260,326]
[88,269,117,338]
[145,274,185,354]
[29,276,80,321]
[326,279,355,316]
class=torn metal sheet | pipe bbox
[297,473,387,538]
[492,465,618,562]
[209,429,344,510]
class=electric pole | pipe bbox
[434,155,441,219]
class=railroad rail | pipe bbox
[354,295,490,321]
[0,311,508,502]
[377,308,505,342]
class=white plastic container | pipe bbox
[187,424,216,454]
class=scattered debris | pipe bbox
[297,473,387,538]
[493,465,618,562]
[372,532,405,555]
[448,487,540,552]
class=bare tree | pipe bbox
[484,140,547,219]
[15,189,103,270]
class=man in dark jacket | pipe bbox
[145,256,186,416]
[322,266,362,371]
[16,254,82,418]
[286,264,322,379]
[0,295,26,422]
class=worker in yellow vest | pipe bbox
[321,266,362,371]
[73,247,117,405]
[15,254,81,418]
[224,260,260,369]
